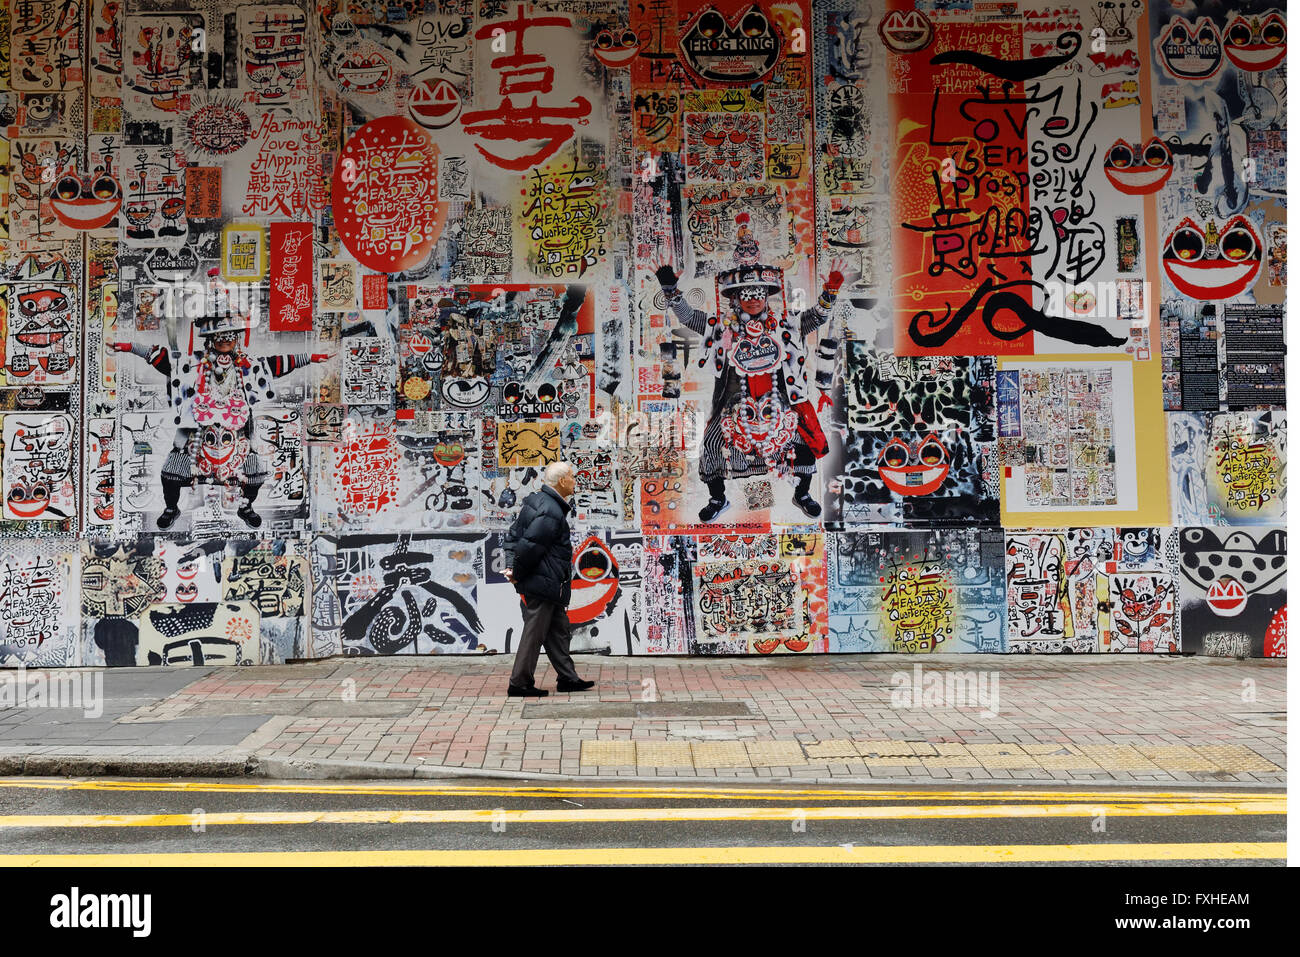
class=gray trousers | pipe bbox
[510,596,582,688]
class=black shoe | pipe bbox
[793,491,822,519]
[237,505,263,528]
[156,506,181,530]
[556,678,595,693]
[698,496,730,522]
[507,684,548,697]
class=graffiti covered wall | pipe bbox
[0,0,1286,665]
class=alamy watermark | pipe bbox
[0,665,103,719]
[890,664,1000,719]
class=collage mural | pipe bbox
[0,0,1286,666]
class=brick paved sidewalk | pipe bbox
[0,654,1286,785]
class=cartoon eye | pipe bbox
[699,10,726,37]
[54,175,81,200]
[880,439,910,468]
[1262,19,1285,45]
[918,436,947,465]
[1170,226,1204,261]
[596,30,613,48]
[741,10,768,36]
[621,30,637,47]
[1197,25,1217,45]
[91,175,120,199]
[1227,22,1252,46]
[1106,143,1133,168]
[1219,223,1256,261]
[1143,140,1170,167]
[1170,25,1188,43]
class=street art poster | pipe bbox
[78,538,308,666]
[0,539,79,666]
[0,0,1288,665]
[322,534,486,656]
[827,530,1006,654]
[1005,527,1181,653]
[1179,527,1286,658]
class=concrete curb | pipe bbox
[1,752,255,778]
[0,750,1284,790]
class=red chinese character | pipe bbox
[461,6,592,171]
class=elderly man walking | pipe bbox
[502,461,596,697]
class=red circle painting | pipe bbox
[331,115,447,272]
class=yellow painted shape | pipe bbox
[634,742,693,767]
[0,799,1282,829]
[0,778,1275,803]
[1,843,1284,867]
[690,741,751,768]
[745,741,808,767]
[579,741,636,766]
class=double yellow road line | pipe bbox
[0,778,1283,865]
[1,845,1284,866]
[0,799,1284,829]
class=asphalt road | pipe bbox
[0,777,1285,865]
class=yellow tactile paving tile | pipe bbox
[934,743,974,755]
[803,740,859,759]
[1019,744,1104,770]
[1075,746,1163,772]
[579,740,636,767]
[634,742,693,767]
[854,740,925,757]
[1134,746,1225,773]
[745,741,808,767]
[1033,755,1105,771]
[976,755,1043,769]
[572,738,1283,777]
[963,743,1027,755]
[1191,746,1281,773]
[922,756,985,768]
[690,741,750,768]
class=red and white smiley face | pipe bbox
[592,28,640,67]
[337,51,390,93]
[1103,138,1173,195]
[567,536,620,626]
[51,172,122,230]
[197,424,249,479]
[1163,216,1261,300]
[877,9,934,54]
[1224,13,1286,73]
[876,435,951,497]
[408,78,462,129]
[6,480,51,518]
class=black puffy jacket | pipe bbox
[503,485,572,605]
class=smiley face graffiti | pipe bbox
[1163,216,1261,300]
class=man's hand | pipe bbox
[504,568,516,584]
[310,353,332,363]
[111,342,132,353]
